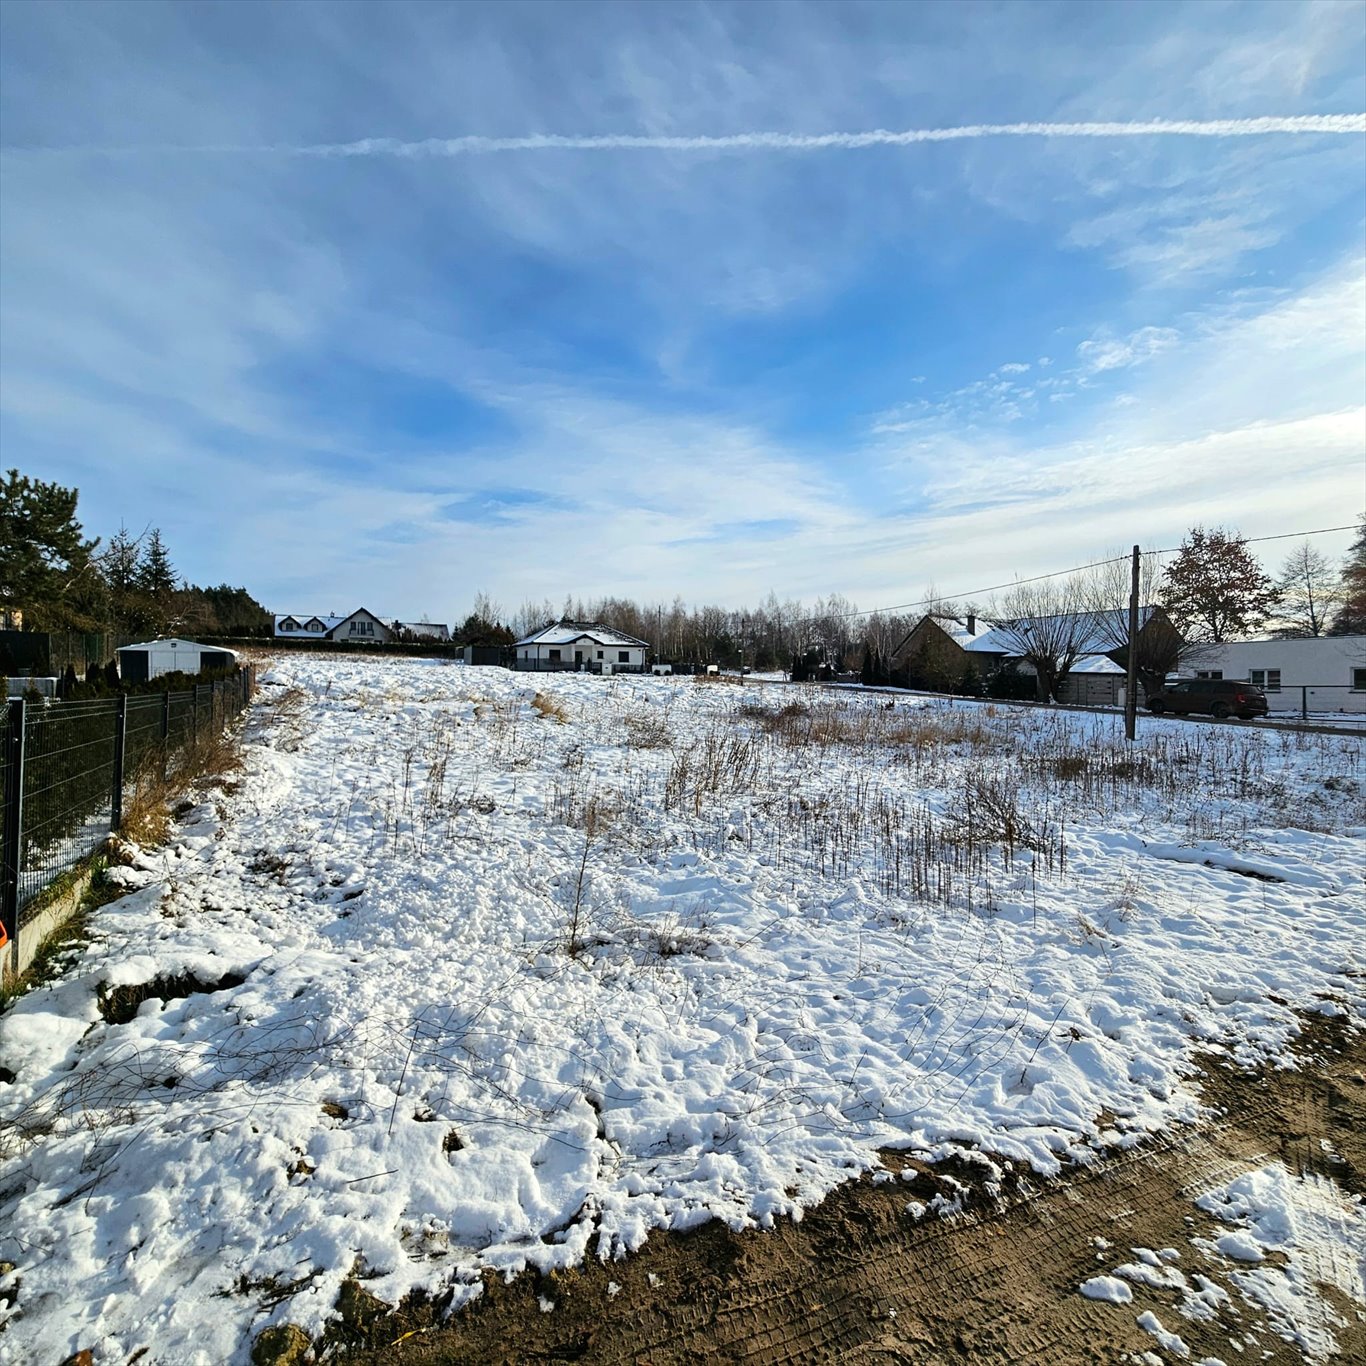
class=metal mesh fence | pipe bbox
[18,697,117,918]
[5,669,254,935]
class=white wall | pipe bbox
[517,639,645,668]
[1178,636,1366,713]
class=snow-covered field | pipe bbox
[1,656,1363,1363]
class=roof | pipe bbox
[966,607,1159,656]
[275,614,344,634]
[515,621,650,649]
[118,638,239,657]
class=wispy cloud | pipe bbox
[7,116,1364,157]
[1077,326,1180,372]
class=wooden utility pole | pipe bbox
[1124,544,1141,742]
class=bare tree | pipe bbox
[1273,540,1341,637]
[1074,548,1183,700]
[988,576,1093,702]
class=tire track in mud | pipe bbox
[336,1014,1366,1366]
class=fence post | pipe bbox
[1301,685,1308,720]
[193,684,202,741]
[111,692,128,832]
[2,698,27,979]
[162,688,171,741]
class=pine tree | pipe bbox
[1329,515,1366,636]
[0,468,100,629]
[1158,527,1280,643]
[135,529,178,635]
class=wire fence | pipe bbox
[1,668,255,977]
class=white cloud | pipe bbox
[1077,326,1181,372]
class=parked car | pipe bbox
[1147,679,1269,720]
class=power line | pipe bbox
[828,522,1360,622]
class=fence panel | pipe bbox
[18,697,118,922]
[4,667,256,945]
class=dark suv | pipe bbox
[1147,679,1269,720]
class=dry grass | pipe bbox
[623,710,674,749]
[118,725,245,851]
[531,692,569,723]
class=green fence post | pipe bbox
[2,698,27,979]
[111,692,128,832]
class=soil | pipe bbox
[329,1011,1366,1366]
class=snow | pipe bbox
[1079,1274,1133,1303]
[1194,1162,1365,1360]
[1136,1309,1191,1357]
[1,659,1363,1363]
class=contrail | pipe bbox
[5,115,1364,158]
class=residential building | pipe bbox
[1178,636,1366,714]
[513,621,650,672]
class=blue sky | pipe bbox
[2,0,1364,624]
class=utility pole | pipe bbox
[1124,544,1141,742]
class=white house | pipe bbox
[273,609,392,644]
[1178,636,1366,714]
[513,621,650,673]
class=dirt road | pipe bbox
[329,1012,1365,1365]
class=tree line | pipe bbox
[5,468,1361,689]
[1,469,271,639]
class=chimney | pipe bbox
[966,613,976,635]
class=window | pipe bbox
[597,651,603,660]
[1195,670,1222,680]
[1249,668,1280,692]
[1353,668,1366,692]
[548,649,561,662]
[618,651,630,664]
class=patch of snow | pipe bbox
[1079,1275,1133,1303]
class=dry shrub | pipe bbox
[531,692,568,723]
[116,721,244,851]
[623,710,673,749]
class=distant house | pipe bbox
[1177,635,1366,714]
[273,608,392,644]
[513,621,650,673]
[892,608,1180,706]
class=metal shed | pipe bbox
[116,638,239,684]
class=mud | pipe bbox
[334,1012,1366,1365]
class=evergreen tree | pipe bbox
[0,468,100,629]
[100,524,154,635]
[1329,515,1366,636]
[1158,527,1279,643]
[135,528,178,635]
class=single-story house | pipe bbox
[274,609,392,644]
[118,638,239,683]
[892,607,1180,705]
[1177,635,1366,714]
[513,621,650,673]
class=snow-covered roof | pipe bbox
[275,614,344,635]
[118,637,238,656]
[515,621,650,649]
[934,617,993,648]
[1068,653,1125,675]
[966,607,1159,656]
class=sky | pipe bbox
[1,0,1364,625]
